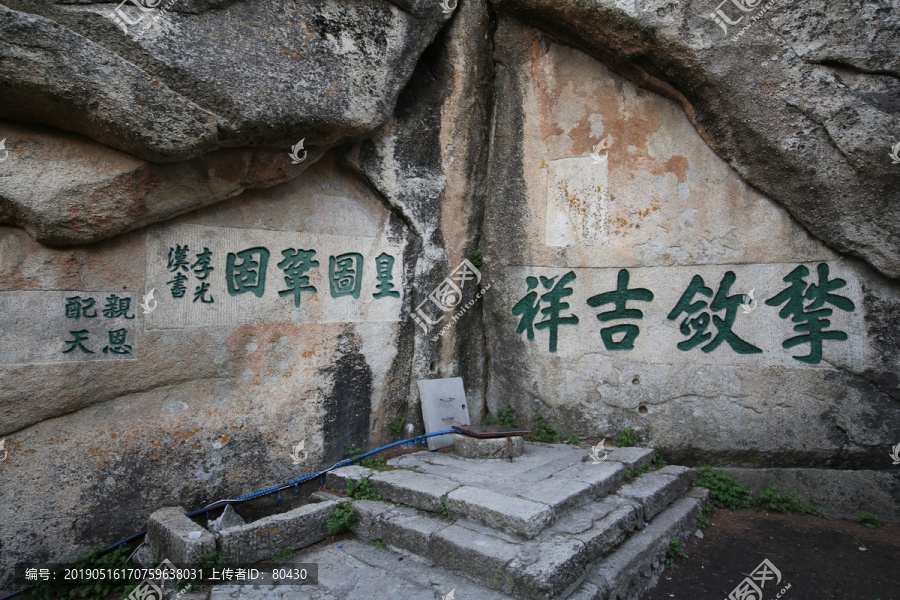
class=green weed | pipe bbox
[665,538,688,569]
[468,250,484,268]
[342,444,362,460]
[361,455,388,471]
[346,475,381,501]
[624,464,653,482]
[616,426,638,448]
[327,501,357,535]
[753,488,822,516]
[697,508,711,530]
[271,549,293,561]
[566,434,581,445]
[696,467,750,510]
[858,512,881,528]
[391,418,405,434]
[373,539,386,550]
[653,451,667,468]
[524,414,562,443]
[483,403,518,428]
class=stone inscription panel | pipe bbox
[546,155,610,247]
[146,225,404,329]
[0,291,138,365]
[418,377,471,450]
[503,262,867,370]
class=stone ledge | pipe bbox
[446,486,554,539]
[718,467,900,523]
[516,461,627,515]
[216,500,337,564]
[369,468,460,513]
[615,467,695,522]
[602,447,655,469]
[431,524,519,593]
[325,465,377,494]
[585,497,703,600]
[147,506,216,566]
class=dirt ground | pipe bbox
[645,509,900,600]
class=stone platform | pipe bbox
[201,442,706,600]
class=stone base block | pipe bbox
[147,507,216,566]
[454,434,525,459]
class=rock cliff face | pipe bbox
[0,0,898,588]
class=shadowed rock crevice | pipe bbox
[321,335,374,464]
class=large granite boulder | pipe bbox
[0,0,450,161]
[492,0,900,279]
[481,17,900,469]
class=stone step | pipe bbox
[326,445,655,539]
[345,465,699,599]
[574,487,709,600]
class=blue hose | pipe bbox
[1,430,456,600]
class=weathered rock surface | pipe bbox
[493,0,900,279]
[0,0,450,161]
[1,0,899,594]
[0,120,324,245]
[482,17,900,470]
[0,154,415,589]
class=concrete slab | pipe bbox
[418,377,471,450]
[569,498,642,562]
[508,536,589,599]
[516,462,626,513]
[381,512,451,557]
